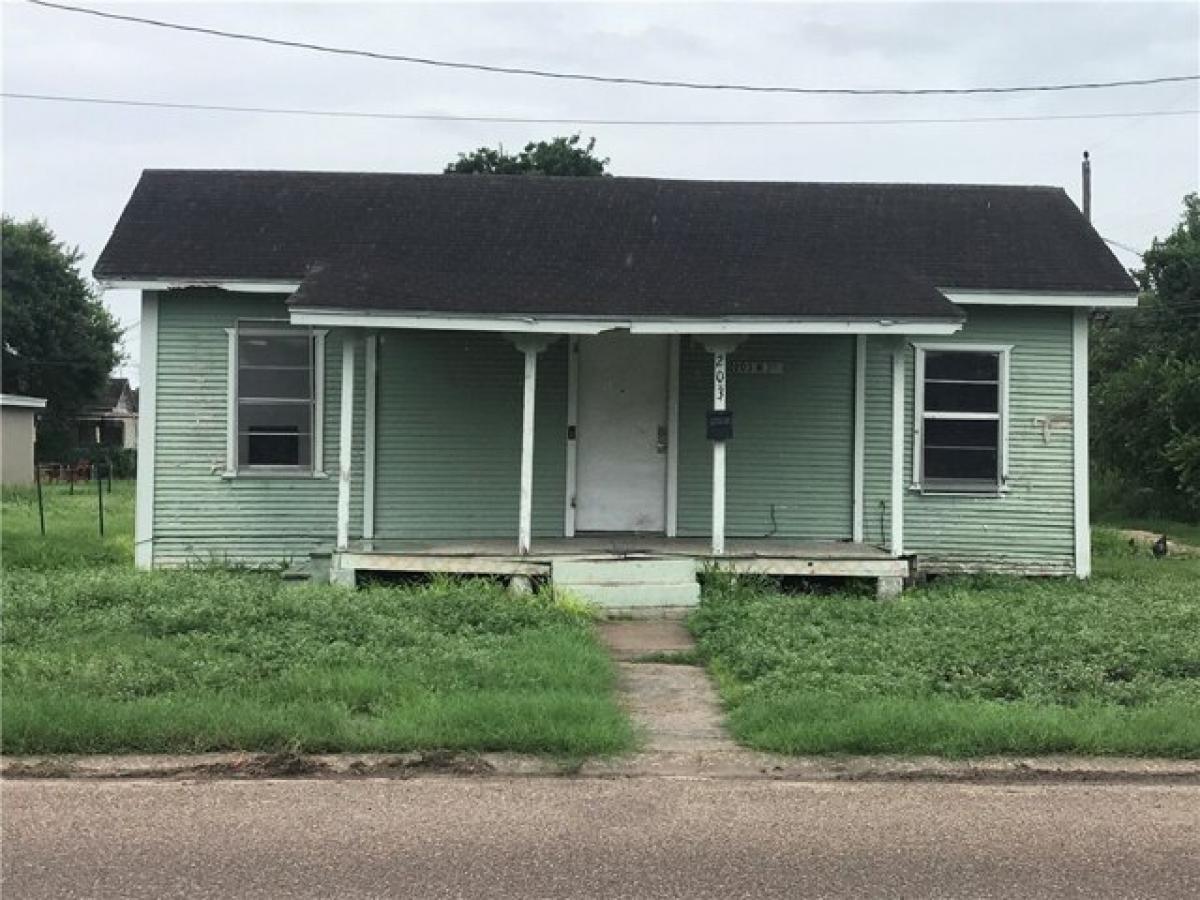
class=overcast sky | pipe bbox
[4,0,1198,382]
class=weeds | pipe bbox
[691,531,1200,757]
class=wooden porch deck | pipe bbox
[331,536,909,579]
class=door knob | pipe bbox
[656,425,668,454]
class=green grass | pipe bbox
[690,535,1200,758]
[2,481,135,570]
[1,484,633,757]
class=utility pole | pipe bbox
[1082,150,1092,222]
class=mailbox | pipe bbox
[706,410,733,441]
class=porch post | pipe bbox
[699,335,745,556]
[336,332,357,552]
[889,341,906,557]
[511,335,556,555]
[362,333,378,544]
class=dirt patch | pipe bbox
[187,752,329,779]
[598,620,696,660]
[1119,530,1200,557]
[347,751,496,777]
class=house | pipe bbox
[75,377,138,450]
[94,170,1136,603]
[1,394,47,485]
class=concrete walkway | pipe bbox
[593,620,779,774]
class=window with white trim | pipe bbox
[914,346,1010,493]
[228,324,324,473]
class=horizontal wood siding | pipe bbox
[373,332,567,539]
[863,307,1077,572]
[677,336,854,539]
[152,291,364,565]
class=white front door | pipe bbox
[575,332,670,532]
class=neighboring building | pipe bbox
[76,377,138,449]
[94,170,1136,602]
[1,394,47,485]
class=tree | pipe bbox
[1091,194,1200,519]
[2,216,122,458]
[444,134,610,176]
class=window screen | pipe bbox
[236,331,314,469]
[920,350,1002,489]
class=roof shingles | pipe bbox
[94,170,1135,320]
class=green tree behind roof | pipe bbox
[2,216,122,457]
[444,134,610,176]
[1091,193,1200,519]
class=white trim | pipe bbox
[97,279,301,293]
[1072,309,1091,578]
[518,346,538,555]
[224,328,237,474]
[852,335,866,543]
[943,290,1138,309]
[711,350,728,556]
[890,345,905,557]
[223,324,326,478]
[0,394,47,409]
[134,291,158,569]
[564,336,579,538]
[312,330,327,476]
[911,343,1012,492]
[665,335,681,538]
[335,334,356,551]
[363,333,378,542]
[290,308,963,336]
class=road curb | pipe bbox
[4,751,1199,784]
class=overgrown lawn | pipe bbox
[691,535,1200,757]
[1,484,632,756]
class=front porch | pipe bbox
[303,320,949,601]
[319,537,911,603]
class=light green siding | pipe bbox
[149,295,1077,574]
[373,332,567,539]
[152,291,365,565]
[863,307,1077,573]
[677,335,855,539]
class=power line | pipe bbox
[1103,237,1144,257]
[27,0,1200,97]
[5,92,1199,128]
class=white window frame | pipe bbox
[911,342,1012,495]
[223,321,327,478]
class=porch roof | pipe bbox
[95,170,1136,319]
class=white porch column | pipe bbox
[698,335,745,556]
[889,341,906,557]
[511,335,556,555]
[852,335,867,543]
[336,332,357,551]
[362,333,378,544]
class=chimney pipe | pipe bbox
[1082,150,1091,222]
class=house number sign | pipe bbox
[730,361,784,375]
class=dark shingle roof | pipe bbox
[94,170,1135,319]
[82,377,132,415]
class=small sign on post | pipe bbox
[707,409,733,441]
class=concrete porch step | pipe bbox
[551,558,701,609]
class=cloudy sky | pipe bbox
[4,0,1198,381]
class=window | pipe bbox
[914,345,1010,493]
[227,324,324,474]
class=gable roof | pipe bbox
[94,170,1135,321]
[82,377,134,416]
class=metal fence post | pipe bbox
[96,465,105,537]
[35,465,46,537]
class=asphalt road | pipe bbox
[4,777,1199,899]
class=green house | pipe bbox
[95,170,1136,604]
